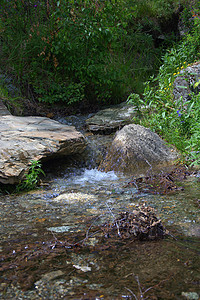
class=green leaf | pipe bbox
[162,112,166,118]
[187,101,194,115]
[194,79,200,89]
[177,85,188,89]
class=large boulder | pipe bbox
[173,61,200,103]
[99,124,178,175]
[0,116,86,184]
[86,102,137,133]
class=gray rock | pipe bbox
[86,102,137,133]
[0,99,11,116]
[0,116,86,184]
[173,61,200,103]
[99,124,178,174]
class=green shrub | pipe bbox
[0,0,187,106]
[35,81,85,105]
[49,0,137,103]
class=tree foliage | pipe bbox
[0,0,193,106]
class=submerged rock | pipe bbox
[54,192,96,203]
[0,116,86,184]
[99,124,178,175]
[39,270,64,282]
[86,102,137,133]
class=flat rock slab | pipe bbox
[86,102,137,133]
[0,116,86,184]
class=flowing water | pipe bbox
[0,117,199,299]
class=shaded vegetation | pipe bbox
[0,0,191,107]
[128,4,200,166]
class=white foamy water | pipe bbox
[72,168,118,184]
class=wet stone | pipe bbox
[47,226,71,233]
[73,264,92,272]
[70,252,100,272]
[39,270,64,281]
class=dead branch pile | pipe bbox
[125,165,191,194]
[104,205,166,240]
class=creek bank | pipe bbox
[0,116,86,184]
[0,101,196,187]
[0,107,181,186]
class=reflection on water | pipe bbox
[0,164,199,299]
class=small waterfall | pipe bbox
[69,168,118,185]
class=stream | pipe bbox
[0,116,200,299]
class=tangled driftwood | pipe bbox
[103,205,166,240]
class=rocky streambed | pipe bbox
[0,132,200,299]
[0,105,199,299]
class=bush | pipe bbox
[0,0,187,106]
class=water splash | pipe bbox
[71,168,118,185]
